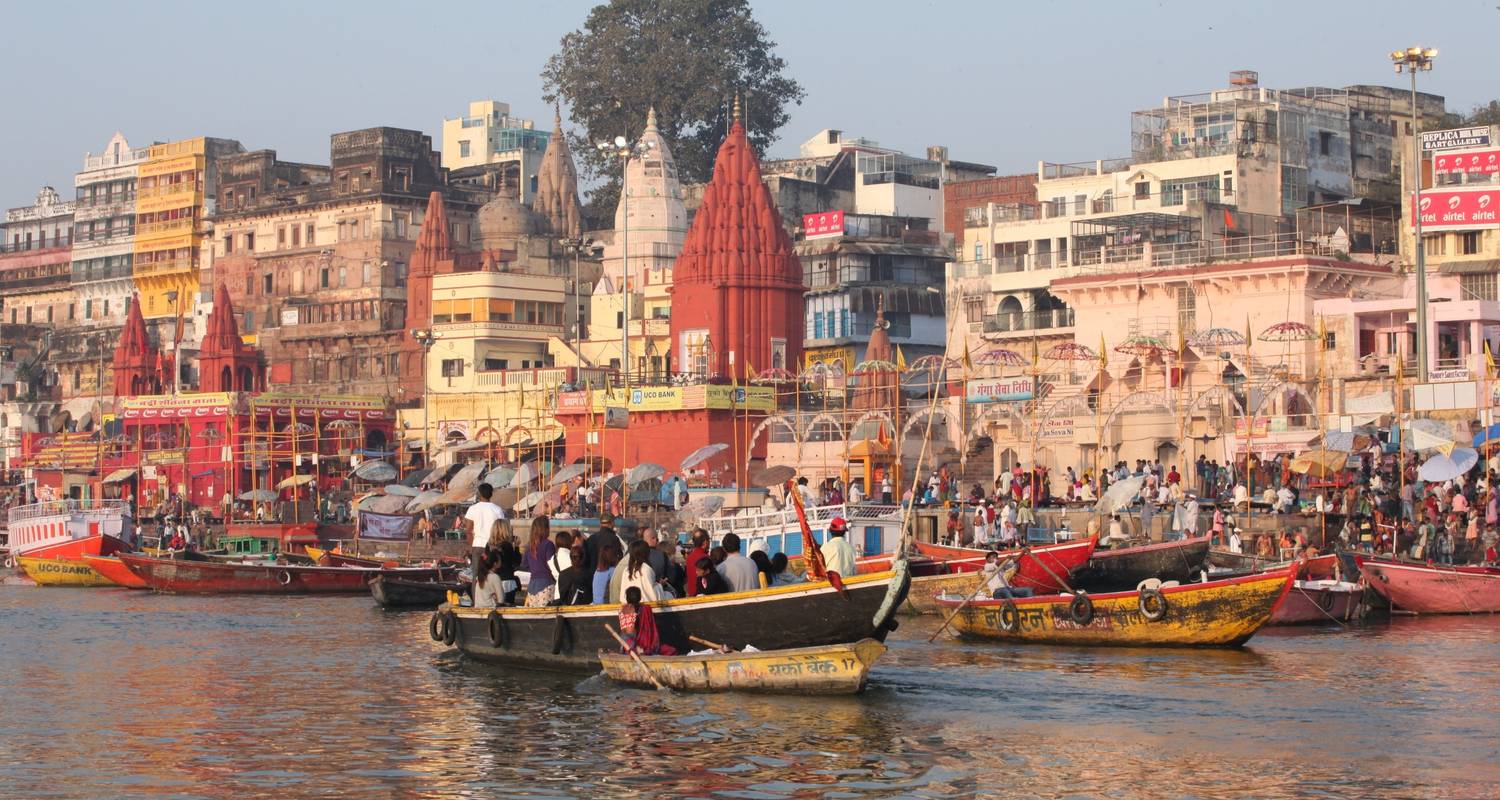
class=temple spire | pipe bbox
[732,92,742,123]
[646,105,658,132]
[534,111,585,238]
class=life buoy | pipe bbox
[277,570,293,586]
[1315,590,1336,611]
[1139,587,1168,621]
[487,610,505,647]
[429,612,444,642]
[1069,592,1094,626]
[998,599,1020,633]
[441,611,458,646]
[551,615,569,655]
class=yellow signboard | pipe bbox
[251,393,390,411]
[138,153,202,179]
[121,393,236,412]
[804,346,854,372]
[556,385,775,414]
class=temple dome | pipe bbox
[475,191,537,249]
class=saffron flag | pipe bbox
[962,340,973,371]
[1487,340,1496,379]
[785,479,827,580]
[896,345,907,370]
[1098,333,1108,370]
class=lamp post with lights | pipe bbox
[1392,45,1438,383]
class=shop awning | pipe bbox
[103,468,137,484]
[1438,258,1500,275]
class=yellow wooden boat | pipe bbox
[599,638,888,694]
[903,571,987,615]
[17,556,115,587]
[936,567,1294,647]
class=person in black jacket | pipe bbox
[552,542,592,605]
[580,514,623,575]
[692,557,730,595]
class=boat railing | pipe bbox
[7,499,130,525]
[702,502,903,536]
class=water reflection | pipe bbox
[0,588,1496,798]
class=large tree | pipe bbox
[542,0,804,222]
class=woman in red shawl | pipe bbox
[617,586,676,656]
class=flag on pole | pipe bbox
[1486,340,1496,379]
[896,345,907,370]
[962,339,973,371]
[1245,317,1253,350]
[1098,333,1108,370]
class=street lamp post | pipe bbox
[166,290,181,395]
[410,328,437,466]
[559,237,592,359]
[598,133,656,388]
[1392,45,1438,384]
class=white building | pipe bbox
[71,132,148,326]
[440,100,551,204]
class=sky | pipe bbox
[2,0,1498,209]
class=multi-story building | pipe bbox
[132,136,243,326]
[208,127,481,399]
[71,133,148,327]
[440,100,551,204]
[0,186,75,329]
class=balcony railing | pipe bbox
[981,308,1075,334]
[629,317,671,337]
[1073,232,1326,274]
[135,218,195,237]
[134,257,194,276]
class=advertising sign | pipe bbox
[1410,189,1500,230]
[1422,127,1492,152]
[802,210,845,239]
[603,407,629,429]
[1039,417,1074,440]
[964,376,1035,404]
[1433,148,1500,177]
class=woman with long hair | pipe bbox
[521,515,556,606]
[489,519,521,605]
[618,538,659,603]
[617,586,675,656]
[473,550,505,609]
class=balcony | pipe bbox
[133,256,194,277]
[981,308,1076,335]
[135,218,195,237]
[629,317,671,338]
[947,253,1064,279]
[432,319,565,340]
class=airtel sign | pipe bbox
[1411,189,1500,230]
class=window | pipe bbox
[1319,131,1334,156]
[339,266,347,287]
[245,232,255,251]
[1073,194,1086,215]
[223,233,234,254]
[320,268,330,288]
[440,358,464,377]
[84,299,92,319]
[1460,231,1482,255]
[483,357,507,371]
[103,299,109,317]
[246,275,255,296]
[277,227,286,247]
[1223,176,1233,195]
[362,262,371,285]
[263,273,273,294]
[306,223,316,245]
[1424,234,1446,256]
[1322,331,1336,351]
[291,225,300,247]
[1160,175,1220,206]
[459,140,471,158]
[1462,273,1498,301]
[1176,286,1197,336]
[1134,181,1150,200]
[973,243,984,261]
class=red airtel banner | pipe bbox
[1433,149,1500,176]
[1411,189,1500,230]
[802,210,845,239]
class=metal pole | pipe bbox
[621,152,630,389]
[1411,67,1429,384]
[421,338,431,468]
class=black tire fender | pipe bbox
[1069,592,1095,626]
[487,610,505,647]
[1139,587,1168,621]
[277,570,293,586]
[998,599,1020,633]
[429,612,444,642]
[441,611,458,646]
[551,615,569,655]
[1316,590,1336,611]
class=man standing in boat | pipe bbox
[463,483,506,596]
[821,517,857,578]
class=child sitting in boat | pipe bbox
[618,587,676,656]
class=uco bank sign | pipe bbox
[1411,189,1500,230]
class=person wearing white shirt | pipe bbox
[463,483,507,595]
[1276,486,1296,514]
[820,518,857,577]
[848,482,864,505]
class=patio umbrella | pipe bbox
[1188,327,1247,348]
[1258,321,1318,342]
[751,367,798,384]
[1403,419,1460,453]
[400,467,432,488]
[239,489,278,503]
[1319,430,1374,453]
[1289,449,1348,479]
[1044,342,1098,362]
[510,461,539,488]
[549,462,591,487]
[405,490,444,513]
[854,359,900,374]
[1419,448,1480,482]
[680,443,729,471]
[975,348,1028,367]
[383,484,419,497]
[1096,476,1146,514]
[276,474,316,490]
[515,489,549,512]
[446,439,487,453]
[282,421,314,434]
[448,461,487,492]
[1474,422,1500,448]
[326,419,358,430]
[678,495,726,522]
[750,465,797,488]
[366,494,413,515]
[483,467,516,489]
[351,459,398,483]
[627,462,666,485]
[1114,336,1170,358]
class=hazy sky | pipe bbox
[3,0,1497,209]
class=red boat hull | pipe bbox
[81,555,149,589]
[22,534,124,562]
[909,537,1098,592]
[1269,580,1361,624]
[1357,556,1500,614]
[119,554,451,595]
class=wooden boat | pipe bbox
[1069,534,1212,592]
[369,574,467,609]
[599,638,888,694]
[5,499,134,564]
[1270,579,1362,624]
[119,553,453,595]
[81,555,149,589]
[1356,555,1500,614]
[436,561,911,669]
[16,556,114,587]
[909,536,1098,593]
[934,566,1295,647]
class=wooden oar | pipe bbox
[1020,546,1079,595]
[928,568,992,643]
[604,624,668,691]
[688,634,730,652]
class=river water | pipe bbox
[0,587,1495,799]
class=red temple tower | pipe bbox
[670,99,804,383]
[401,191,452,398]
[198,283,264,393]
[112,296,167,397]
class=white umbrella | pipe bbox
[366,494,412,515]
[679,495,725,522]
[406,490,444,513]
[627,462,666,485]
[549,462,591,487]
[448,461,487,493]
[483,467,516,488]
[515,488,549,512]
[276,474,316,490]
[750,465,796,488]
[351,460,398,483]
[1097,476,1146,514]
[680,443,729,471]
[383,484,419,497]
[1418,448,1480,483]
[510,462,539,489]
[239,489,277,503]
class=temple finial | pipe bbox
[732,92,741,123]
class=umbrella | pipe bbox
[366,494,413,515]
[1188,327,1247,348]
[1289,449,1348,479]
[446,439,487,453]
[1096,476,1146,513]
[853,359,900,374]
[975,348,1028,367]
[750,367,798,384]
[1319,430,1374,453]
[1044,342,1098,362]
[483,467,516,489]
[1474,422,1500,448]
[1403,419,1460,453]
[1419,448,1480,482]
[1258,321,1318,342]
[627,462,666,485]
[679,495,726,522]
[383,484,419,497]
[750,465,797,488]
[406,490,444,513]
[515,489,549,512]
[276,474,316,490]
[400,467,432,488]
[510,461,539,488]
[282,422,314,434]
[326,419,358,430]
[549,462,591,487]
[680,443,729,471]
[1114,336,1170,357]
[906,354,957,373]
[448,461,487,491]
[351,459,398,483]
[239,489,278,503]
[595,474,625,494]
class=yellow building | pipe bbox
[133,137,242,319]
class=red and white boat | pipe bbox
[1357,555,1500,614]
[1270,579,1363,624]
[3,499,135,566]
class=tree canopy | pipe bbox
[1459,100,1500,128]
[542,0,804,222]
